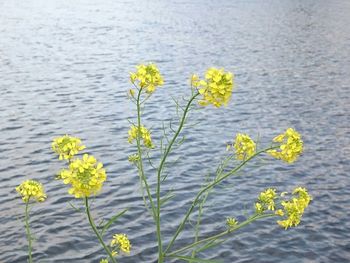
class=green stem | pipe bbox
[167,214,276,257]
[84,197,117,263]
[135,88,157,220]
[156,92,199,262]
[164,147,275,254]
[25,201,33,263]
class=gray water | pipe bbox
[1,0,350,262]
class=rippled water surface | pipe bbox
[1,0,350,262]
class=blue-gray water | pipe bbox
[1,0,350,262]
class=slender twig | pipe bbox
[84,197,117,263]
[167,214,276,257]
[25,201,33,263]
[156,92,200,261]
[135,88,157,221]
[164,147,277,254]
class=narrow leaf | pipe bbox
[68,201,83,213]
[100,209,128,236]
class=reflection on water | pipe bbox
[0,0,350,262]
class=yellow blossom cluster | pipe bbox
[99,259,109,263]
[277,187,312,229]
[268,128,303,163]
[110,233,131,254]
[192,68,234,107]
[226,217,239,228]
[255,188,277,213]
[230,133,256,160]
[16,180,47,203]
[130,63,164,93]
[58,154,107,198]
[52,135,86,160]
[128,125,154,148]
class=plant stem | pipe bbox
[135,88,157,220]
[84,197,117,263]
[156,92,199,262]
[167,214,276,257]
[24,201,33,263]
[164,147,275,254]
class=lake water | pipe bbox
[1,0,350,262]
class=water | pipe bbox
[1,0,350,262]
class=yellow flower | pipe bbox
[277,187,312,229]
[52,135,85,160]
[128,125,154,148]
[231,133,256,160]
[130,63,164,94]
[100,259,109,263]
[268,128,303,163]
[110,233,131,254]
[16,180,47,203]
[255,202,264,214]
[226,217,238,228]
[195,68,234,107]
[58,154,107,198]
[275,209,284,217]
[256,188,277,212]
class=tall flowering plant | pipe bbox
[16,180,46,263]
[16,63,311,262]
[52,136,130,263]
[127,63,311,262]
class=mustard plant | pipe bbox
[127,63,311,262]
[16,179,47,263]
[52,135,129,263]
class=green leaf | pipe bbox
[100,209,128,236]
[68,201,83,213]
[169,255,222,263]
[159,192,175,207]
[196,239,226,253]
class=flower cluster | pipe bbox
[230,133,256,161]
[16,180,47,203]
[277,187,312,229]
[255,188,277,213]
[268,128,303,163]
[192,68,234,107]
[100,259,109,263]
[58,154,107,198]
[128,125,154,148]
[110,233,131,254]
[52,135,86,160]
[130,63,164,93]
[226,217,239,229]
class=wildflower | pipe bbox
[128,125,154,148]
[190,74,200,87]
[268,128,303,163]
[16,180,47,203]
[231,133,256,160]
[52,135,85,160]
[100,259,109,263]
[130,63,164,93]
[255,202,264,214]
[226,217,238,228]
[58,154,107,198]
[256,188,277,212]
[110,233,131,254]
[275,209,284,217]
[277,187,312,229]
[195,68,234,107]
